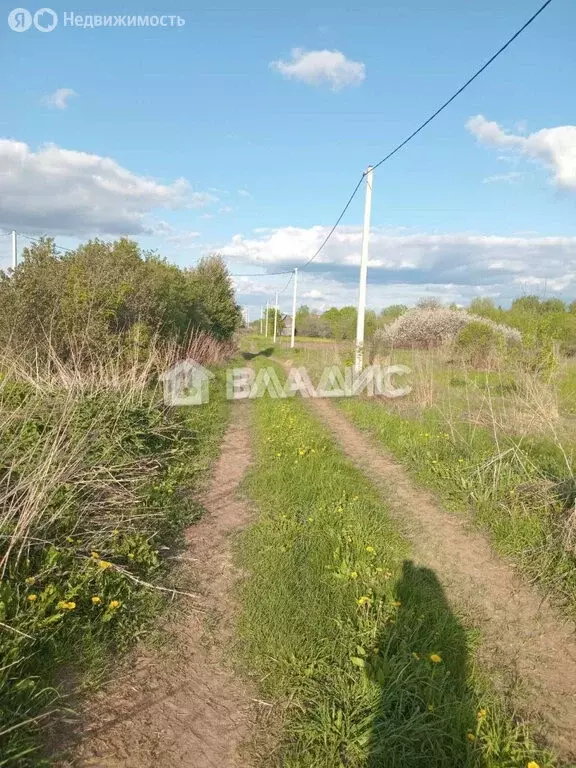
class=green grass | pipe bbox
[0,371,230,766]
[337,397,576,614]
[237,362,552,767]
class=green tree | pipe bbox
[186,255,242,340]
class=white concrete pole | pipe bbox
[11,230,17,270]
[260,306,263,335]
[265,302,269,337]
[290,268,298,349]
[354,166,374,373]
[273,292,278,343]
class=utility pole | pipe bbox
[11,230,17,271]
[290,268,298,349]
[354,166,374,373]
[265,302,269,337]
[259,306,263,335]
[273,292,278,343]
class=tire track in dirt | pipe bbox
[307,396,576,762]
[66,402,257,768]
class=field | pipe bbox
[2,270,576,766]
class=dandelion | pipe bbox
[57,601,76,611]
[477,709,487,720]
[109,600,121,610]
[91,596,102,605]
[427,703,434,712]
[429,653,442,663]
[27,594,38,602]
[98,560,112,570]
[91,551,100,559]
[25,576,36,585]
[365,546,376,554]
[357,596,371,607]
[350,571,358,580]
[112,529,120,536]
[466,732,476,742]
[527,763,540,768]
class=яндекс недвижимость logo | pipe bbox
[8,7,58,32]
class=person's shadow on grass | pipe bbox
[366,561,484,768]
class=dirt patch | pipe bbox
[61,402,258,768]
[308,396,576,763]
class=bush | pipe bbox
[455,322,502,367]
[375,308,520,351]
[0,239,242,364]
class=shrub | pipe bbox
[455,321,502,367]
[375,308,520,351]
[0,239,242,364]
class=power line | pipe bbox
[229,269,293,277]
[370,0,555,172]
[299,173,365,270]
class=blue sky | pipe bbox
[1,0,575,315]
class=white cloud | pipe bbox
[220,225,576,305]
[482,171,525,184]
[238,188,252,198]
[0,139,216,236]
[270,48,365,91]
[42,88,77,110]
[467,114,576,190]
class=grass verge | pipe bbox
[0,370,229,766]
[237,362,553,767]
[337,397,576,614]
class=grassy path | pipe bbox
[64,403,257,768]
[236,371,552,767]
[305,396,576,762]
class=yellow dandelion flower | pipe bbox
[429,653,442,663]
[427,703,434,712]
[57,600,76,611]
[98,560,112,570]
[477,709,487,720]
[109,600,121,610]
[365,546,376,554]
[357,595,371,607]
[91,596,102,605]
[112,529,120,536]
[91,551,100,559]
[25,576,36,585]
[466,732,476,742]
[527,763,540,768]
[27,594,38,602]
[350,571,358,580]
